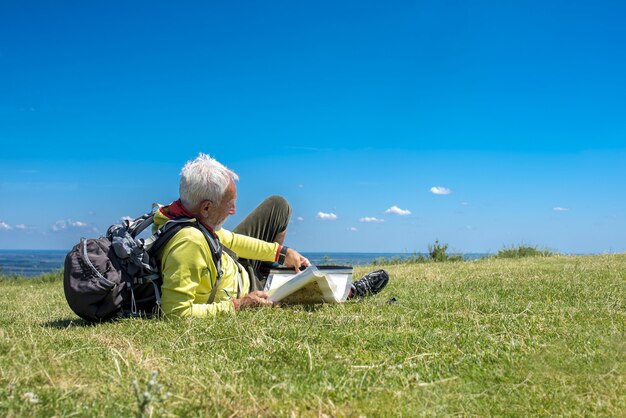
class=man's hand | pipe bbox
[284,248,310,272]
[234,291,274,310]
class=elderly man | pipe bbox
[154,153,388,318]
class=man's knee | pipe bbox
[261,195,291,231]
[264,195,291,214]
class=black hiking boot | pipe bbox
[351,269,389,298]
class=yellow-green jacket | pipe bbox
[153,208,280,318]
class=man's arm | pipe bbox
[218,229,310,271]
[217,228,279,261]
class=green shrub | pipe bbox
[495,245,556,259]
[428,240,449,262]
[371,243,466,266]
[426,240,464,262]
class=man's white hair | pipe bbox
[179,153,239,210]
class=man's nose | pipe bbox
[228,205,236,215]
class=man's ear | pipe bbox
[199,200,212,218]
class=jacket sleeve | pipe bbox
[217,228,280,262]
[160,233,235,318]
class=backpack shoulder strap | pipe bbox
[188,222,223,276]
[148,218,225,304]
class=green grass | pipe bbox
[1,255,625,417]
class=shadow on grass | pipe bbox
[278,304,326,312]
[42,318,96,329]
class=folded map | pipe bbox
[264,265,353,304]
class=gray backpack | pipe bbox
[63,210,224,322]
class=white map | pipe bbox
[264,265,353,304]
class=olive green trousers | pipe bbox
[233,195,292,290]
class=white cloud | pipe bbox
[360,217,384,223]
[0,221,12,231]
[51,220,67,231]
[348,227,358,232]
[553,207,570,212]
[15,224,27,230]
[385,205,411,216]
[430,186,452,195]
[51,219,90,232]
[297,216,304,222]
[316,212,338,220]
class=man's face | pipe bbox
[207,180,237,230]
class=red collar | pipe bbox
[160,199,216,235]
[162,199,194,218]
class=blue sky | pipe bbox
[1,0,625,253]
